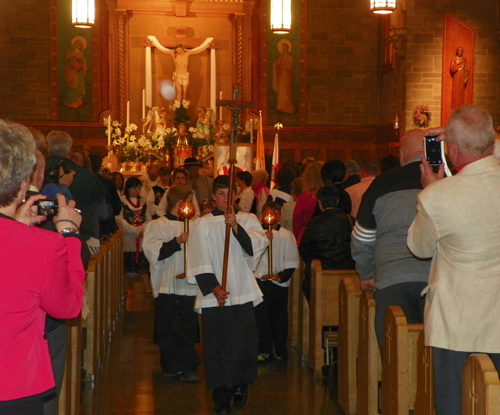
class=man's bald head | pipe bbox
[399,129,425,166]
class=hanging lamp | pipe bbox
[270,0,291,34]
[72,0,95,28]
[370,0,396,14]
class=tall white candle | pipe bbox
[142,89,146,119]
[107,115,111,146]
[219,90,223,121]
[126,101,130,126]
[250,119,253,143]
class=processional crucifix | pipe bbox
[217,84,254,302]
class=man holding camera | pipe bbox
[407,105,500,415]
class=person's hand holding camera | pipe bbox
[15,194,48,226]
[58,166,76,188]
[421,127,446,188]
[53,194,82,235]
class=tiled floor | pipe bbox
[81,276,343,415]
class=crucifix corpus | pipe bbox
[217,84,254,304]
[147,35,214,102]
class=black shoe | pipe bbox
[214,403,231,415]
[233,385,248,408]
[178,371,200,383]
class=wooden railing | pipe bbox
[57,230,124,415]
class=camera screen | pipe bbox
[37,200,58,217]
[425,136,443,166]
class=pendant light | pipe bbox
[271,0,291,34]
[370,0,396,14]
[72,0,95,28]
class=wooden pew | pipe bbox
[288,267,302,350]
[462,354,500,414]
[308,259,359,378]
[338,277,362,415]
[414,329,434,415]
[58,316,82,415]
[357,290,381,415]
[295,260,310,361]
[83,258,98,382]
[381,305,423,415]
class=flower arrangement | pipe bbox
[414,104,430,128]
[104,119,176,163]
[170,100,191,124]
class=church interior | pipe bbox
[2,0,500,414]
[2,0,500,161]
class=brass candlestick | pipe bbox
[175,200,196,280]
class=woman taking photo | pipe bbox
[0,121,85,415]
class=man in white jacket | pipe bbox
[407,105,500,415]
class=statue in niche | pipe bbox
[273,39,296,114]
[147,36,214,102]
[65,36,88,109]
[450,46,469,109]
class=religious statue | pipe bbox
[143,106,167,135]
[65,35,88,109]
[196,107,214,137]
[147,36,214,102]
[450,46,469,109]
[273,39,296,114]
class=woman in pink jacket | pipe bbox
[0,121,85,415]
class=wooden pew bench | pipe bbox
[382,305,434,415]
[308,259,359,378]
[462,353,500,414]
[338,277,362,415]
[357,290,381,415]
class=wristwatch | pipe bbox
[58,227,79,235]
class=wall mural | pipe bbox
[56,0,93,122]
[267,0,301,127]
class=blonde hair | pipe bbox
[251,169,269,183]
[301,161,324,194]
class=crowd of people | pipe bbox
[2,104,499,415]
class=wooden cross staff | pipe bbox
[216,84,254,304]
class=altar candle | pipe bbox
[126,101,130,126]
[142,89,146,119]
[107,115,111,146]
[219,91,222,121]
[250,119,253,143]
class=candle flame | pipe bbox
[178,201,196,219]
[262,209,278,226]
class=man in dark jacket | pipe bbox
[299,185,355,302]
[45,131,105,254]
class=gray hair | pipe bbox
[47,130,73,157]
[445,105,495,155]
[0,120,36,207]
[344,159,360,174]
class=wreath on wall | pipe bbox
[414,104,430,128]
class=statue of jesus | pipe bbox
[147,36,214,102]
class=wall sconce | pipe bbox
[72,0,95,28]
[393,113,400,130]
[271,0,291,34]
[370,0,396,14]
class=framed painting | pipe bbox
[214,144,253,176]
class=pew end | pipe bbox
[308,259,359,378]
[462,354,500,415]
